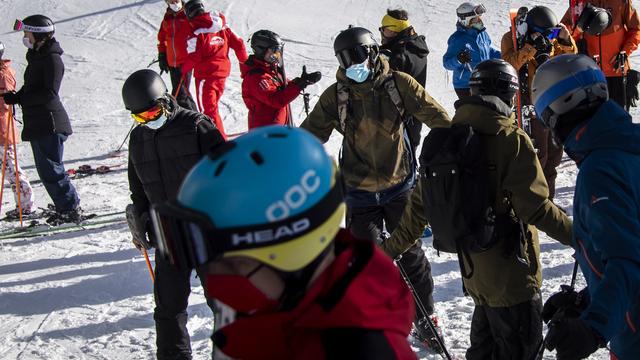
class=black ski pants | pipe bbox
[607,76,627,111]
[169,67,198,112]
[154,254,213,360]
[346,191,435,317]
[530,119,563,200]
[466,291,543,360]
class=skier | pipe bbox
[561,0,640,110]
[241,30,321,129]
[1,15,80,225]
[379,8,431,157]
[150,125,417,360]
[182,0,248,139]
[532,53,640,360]
[122,69,225,360]
[157,0,198,111]
[501,5,577,200]
[0,41,34,219]
[300,26,451,351]
[443,2,501,99]
[383,59,573,360]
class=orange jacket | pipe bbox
[157,9,193,67]
[561,0,640,77]
[0,60,19,145]
[501,31,577,102]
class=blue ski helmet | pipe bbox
[532,54,608,130]
[175,126,345,271]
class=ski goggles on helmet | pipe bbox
[150,181,344,270]
[336,45,372,69]
[13,19,55,33]
[532,26,561,40]
[457,4,487,20]
[131,103,164,124]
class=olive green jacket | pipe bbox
[383,96,572,307]
[300,58,451,193]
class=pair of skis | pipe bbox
[0,210,125,239]
[509,7,535,136]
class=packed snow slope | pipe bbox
[1,0,631,358]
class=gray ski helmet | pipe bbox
[250,30,284,59]
[184,0,205,19]
[532,54,608,130]
[456,2,487,27]
[576,4,612,36]
[333,26,379,69]
[0,41,4,59]
[122,69,169,114]
[469,59,519,105]
[21,14,55,41]
[526,6,557,33]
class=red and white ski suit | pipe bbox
[183,12,248,139]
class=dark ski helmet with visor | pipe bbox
[122,69,170,123]
[469,59,519,105]
[333,26,379,69]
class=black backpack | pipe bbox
[419,123,497,279]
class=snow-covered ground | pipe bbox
[0,0,630,358]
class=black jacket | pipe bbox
[381,33,430,87]
[128,102,224,217]
[17,37,72,140]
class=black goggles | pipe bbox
[151,182,344,270]
[336,45,370,69]
[533,26,562,40]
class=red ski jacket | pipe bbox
[182,12,248,80]
[157,9,193,67]
[240,55,301,129]
[211,230,417,360]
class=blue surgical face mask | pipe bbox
[144,114,168,130]
[345,60,370,83]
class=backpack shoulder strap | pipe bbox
[336,82,350,133]
[382,73,407,122]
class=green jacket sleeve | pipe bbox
[299,84,339,143]
[393,72,452,129]
[382,181,426,258]
[503,130,573,245]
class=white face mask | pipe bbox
[22,37,33,49]
[144,114,169,130]
[168,2,183,12]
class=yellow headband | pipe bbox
[381,14,411,32]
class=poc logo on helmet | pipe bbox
[266,169,321,222]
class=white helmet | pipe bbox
[456,2,487,27]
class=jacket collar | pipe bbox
[452,95,515,134]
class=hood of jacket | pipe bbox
[381,33,429,58]
[335,56,392,95]
[27,37,63,61]
[240,55,277,79]
[564,100,640,164]
[452,95,516,134]
[210,230,414,359]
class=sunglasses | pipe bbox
[131,104,164,124]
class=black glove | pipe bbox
[292,65,321,89]
[125,204,153,250]
[158,52,169,74]
[545,318,603,359]
[457,49,472,64]
[613,51,627,72]
[542,285,590,323]
[1,91,20,105]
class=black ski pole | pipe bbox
[396,257,452,360]
[279,44,295,127]
[114,122,136,154]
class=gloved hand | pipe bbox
[292,65,321,89]
[532,33,552,53]
[542,285,590,323]
[612,51,627,73]
[125,204,153,250]
[545,318,603,359]
[457,49,472,64]
[158,52,169,74]
[1,91,20,105]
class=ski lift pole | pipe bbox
[9,106,23,226]
[142,248,155,283]
[396,257,452,360]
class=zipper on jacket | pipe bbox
[171,16,177,66]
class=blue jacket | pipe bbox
[442,25,500,89]
[564,100,640,359]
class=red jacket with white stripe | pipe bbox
[182,12,248,80]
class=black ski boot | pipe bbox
[46,207,83,226]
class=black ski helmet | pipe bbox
[184,0,205,19]
[333,26,379,69]
[122,69,169,114]
[250,30,284,59]
[576,4,612,36]
[22,15,55,41]
[526,6,558,33]
[469,59,519,105]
